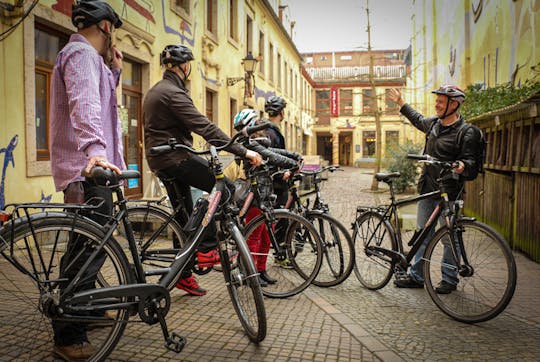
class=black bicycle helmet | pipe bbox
[72,0,122,30]
[264,96,287,117]
[160,45,195,67]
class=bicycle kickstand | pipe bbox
[155,301,186,353]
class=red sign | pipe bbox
[331,87,338,116]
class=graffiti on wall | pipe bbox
[0,135,18,210]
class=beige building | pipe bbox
[303,50,414,166]
[0,0,314,207]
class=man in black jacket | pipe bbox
[143,44,262,295]
[388,85,482,294]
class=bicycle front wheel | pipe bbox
[0,214,132,361]
[243,210,323,298]
[352,211,397,290]
[307,212,355,287]
[221,222,266,342]
[423,219,517,323]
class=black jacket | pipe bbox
[400,104,480,198]
[143,71,247,171]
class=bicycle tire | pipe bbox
[243,210,323,298]
[120,205,187,290]
[423,219,517,323]
[307,212,355,287]
[0,213,132,361]
[221,222,266,342]
[352,211,397,290]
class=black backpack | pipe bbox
[425,121,487,180]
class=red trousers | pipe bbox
[245,207,271,272]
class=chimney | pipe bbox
[278,5,288,24]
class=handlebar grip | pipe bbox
[244,122,272,136]
[149,144,173,156]
[407,154,428,161]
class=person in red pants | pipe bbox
[230,109,302,285]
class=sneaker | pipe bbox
[197,248,238,269]
[54,342,96,360]
[393,275,424,288]
[257,275,269,287]
[175,276,207,296]
[275,258,294,269]
[435,280,457,294]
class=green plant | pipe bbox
[461,80,540,119]
[386,141,423,193]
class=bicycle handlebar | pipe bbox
[149,122,272,156]
[407,154,458,169]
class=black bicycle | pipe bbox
[240,165,324,298]
[352,155,516,323]
[285,165,355,287]
[0,124,268,360]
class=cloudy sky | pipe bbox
[284,0,413,52]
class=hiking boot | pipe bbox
[54,342,96,361]
[435,280,457,294]
[257,275,268,287]
[197,248,238,268]
[393,275,424,288]
[175,275,207,296]
[259,270,277,284]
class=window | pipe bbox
[339,89,353,116]
[34,24,69,161]
[277,53,282,89]
[362,89,376,114]
[121,60,143,197]
[269,43,274,82]
[206,88,216,123]
[246,14,253,54]
[173,0,190,17]
[206,0,217,35]
[228,0,238,41]
[385,89,400,114]
[229,98,237,135]
[258,30,265,76]
[316,90,330,116]
[363,131,376,158]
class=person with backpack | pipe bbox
[388,85,484,294]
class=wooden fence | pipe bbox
[464,91,540,262]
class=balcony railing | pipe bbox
[307,65,407,81]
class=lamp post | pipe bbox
[227,51,258,102]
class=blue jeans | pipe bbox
[409,197,459,286]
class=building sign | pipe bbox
[331,86,338,116]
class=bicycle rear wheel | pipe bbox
[423,219,517,323]
[352,211,397,290]
[243,210,323,298]
[221,223,266,342]
[0,214,132,361]
[307,212,355,287]
[119,205,187,290]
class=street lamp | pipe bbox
[227,51,258,100]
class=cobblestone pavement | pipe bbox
[73,167,540,361]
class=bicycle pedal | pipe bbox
[165,332,186,353]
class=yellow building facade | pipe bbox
[0,0,313,207]
[409,0,540,115]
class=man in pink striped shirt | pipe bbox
[48,1,123,360]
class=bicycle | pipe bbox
[0,124,268,360]
[285,165,355,287]
[352,154,516,323]
[240,164,324,299]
